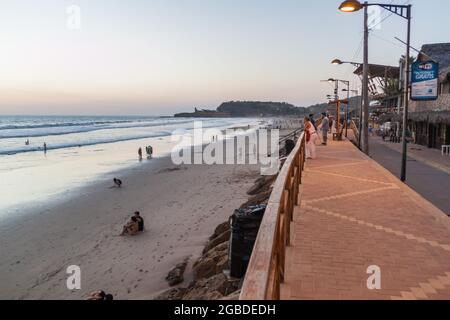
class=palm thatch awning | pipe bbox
[378,111,450,124]
[378,113,401,124]
[409,111,450,124]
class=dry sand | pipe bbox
[0,155,260,300]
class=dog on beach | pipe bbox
[113,178,123,188]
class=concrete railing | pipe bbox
[240,132,306,300]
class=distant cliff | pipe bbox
[174,101,304,118]
[174,107,230,118]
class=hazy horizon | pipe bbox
[1,0,449,116]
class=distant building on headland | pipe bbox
[409,43,450,149]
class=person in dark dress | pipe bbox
[309,114,317,130]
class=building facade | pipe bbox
[409,43,450,149]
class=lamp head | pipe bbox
[339,0,363,12]
[328,78,335,83]
[331,59,343,65]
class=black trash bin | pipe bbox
[229,205,266,278]
[285,139,295,156]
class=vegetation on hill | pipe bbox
[217,101,304,117]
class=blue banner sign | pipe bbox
[411,61,439,101]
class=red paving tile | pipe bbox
[282,137,450,300]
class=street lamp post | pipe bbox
[343,88,358,138]
[337,80,350,138]
[323,78,351,139]
[339,0,412,182]
[331,59,364,147]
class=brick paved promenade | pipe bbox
[281,137,450,300]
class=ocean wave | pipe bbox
[0,117,255,156]
[0,119,134,130]
[0,132,172,155]
[0,119,197,138]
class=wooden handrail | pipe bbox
[240,132,306,300]
[350,120,359,143]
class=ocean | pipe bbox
[0,115,260,219]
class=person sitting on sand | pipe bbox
[134,211,144,232]
[113,178,122,188]
[120,216,139,236]
[87,290,114,300]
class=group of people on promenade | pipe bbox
[303,113,331,160]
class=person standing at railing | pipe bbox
[318,113,330,146]
[304,117,317,160]
[309,114,317,130]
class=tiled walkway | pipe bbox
[280,137,450,300]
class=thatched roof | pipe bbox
[377,111,450,124]
[378,113,401,124]
[409,111,450,124]
[440,66,450,83]
[419,43,450,70]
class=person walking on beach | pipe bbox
[319,113,330,146]
[304,117,317,160]
[138,147,143,160]
[43,142,47,153]
[146,146,154,158]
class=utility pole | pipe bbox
[335,81,340,134]
[361,2,370,155]
[400,5,412,182]
[397,56,404,139]
[345,83,350,138]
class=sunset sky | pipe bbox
[0,0,449,115]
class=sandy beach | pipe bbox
[0,153,261,300]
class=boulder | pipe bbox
[194,241,229,280]
[182,274,239,300]
[202,240,229,257]
[165,259,189,287]
[247,175,277,196]
[209,221,230,241]
[183,289,223,301]
[203,229,230,254]
[220,290,241,301]
[154,288,187,300]
[240,190,272,208]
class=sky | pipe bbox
[0,0,449,116]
